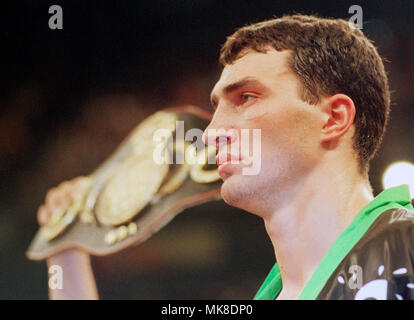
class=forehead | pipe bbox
[213,49,293,92]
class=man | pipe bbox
[38,14,414,300]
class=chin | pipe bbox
[220,174,260,213]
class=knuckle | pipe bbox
[59,181,70,190]
[45,188,55,199]
[37,204,45,215]
[37,205,49,225]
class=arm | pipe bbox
[38,177,99,300]
[46,248,99,300]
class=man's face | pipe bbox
[203,49,325,216]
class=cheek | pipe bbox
[243,104,271,120]
[291,111,322,154]
[260,113,320,164]
[242,100,321,161]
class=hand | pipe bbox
[37,176,89,226]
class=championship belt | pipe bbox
[26,105,222,260]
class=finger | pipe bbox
[57,194,71,208]
[41,177,87,226]
[46,181,73,206]
[49,195,71,216]
[58,181,75,198]
[57,177,84,199]
[67,176,88,196]
[45,187,59,206]
[71,176,85,184]
[38,205,51,226]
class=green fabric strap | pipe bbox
[254,184,414,300]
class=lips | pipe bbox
[216,152,241,179]
[215,152,241,167]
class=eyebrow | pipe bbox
[210,77,268,109]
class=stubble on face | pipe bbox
[211,49,322,216]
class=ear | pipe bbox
[320,94,356,144]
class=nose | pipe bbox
[202,122,238,148]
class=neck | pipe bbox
[262,161,374,297]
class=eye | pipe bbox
[240,93,257,104]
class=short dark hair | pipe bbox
[220,14,391,173]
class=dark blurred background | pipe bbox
[0,0,413,299]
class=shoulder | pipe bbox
[317,207,414,300]
[348,207,414,274]
[354,207,414,254]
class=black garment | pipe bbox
[318,208,414,300]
